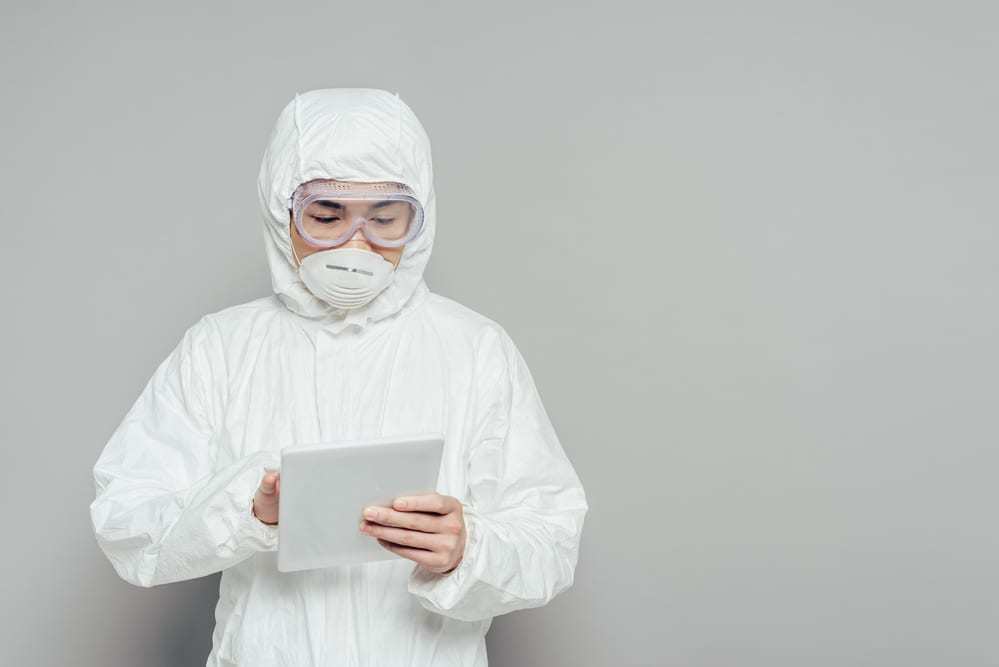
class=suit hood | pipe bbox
[257,88,436,333]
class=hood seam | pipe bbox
[395,91,404,183]
[292,93,304,194]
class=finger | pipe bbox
[361,522,446,551]
[375,539,449,570]
[362,506,441,532]
[392,494,458,515]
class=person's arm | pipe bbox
[407,326,589,621]
[89,315,279,588]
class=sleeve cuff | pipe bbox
[407,502,482,612]
[241,496,280,552]
[221,452,281,554]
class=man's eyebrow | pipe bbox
[369,200,398,209]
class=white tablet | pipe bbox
[277,433,444,573]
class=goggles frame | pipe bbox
[290,180,425,249]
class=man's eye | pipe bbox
[373,218,395,225]
[312,216,340,224]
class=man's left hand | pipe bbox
[360,494,466,574]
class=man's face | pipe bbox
[289,181,406,268]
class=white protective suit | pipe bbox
[90,88,588,667]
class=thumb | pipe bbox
[259,471,279,495]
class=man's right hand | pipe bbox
[253,471,281,525]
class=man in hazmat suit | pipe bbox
[90,88,588,666]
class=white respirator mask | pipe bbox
[295,246,395,310]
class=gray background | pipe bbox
[1,1,996,665]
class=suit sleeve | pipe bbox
[408,326,589,621]
[90,315,279,588]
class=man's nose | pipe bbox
[343,225,372,249]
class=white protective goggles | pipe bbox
[290,180,425,249]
